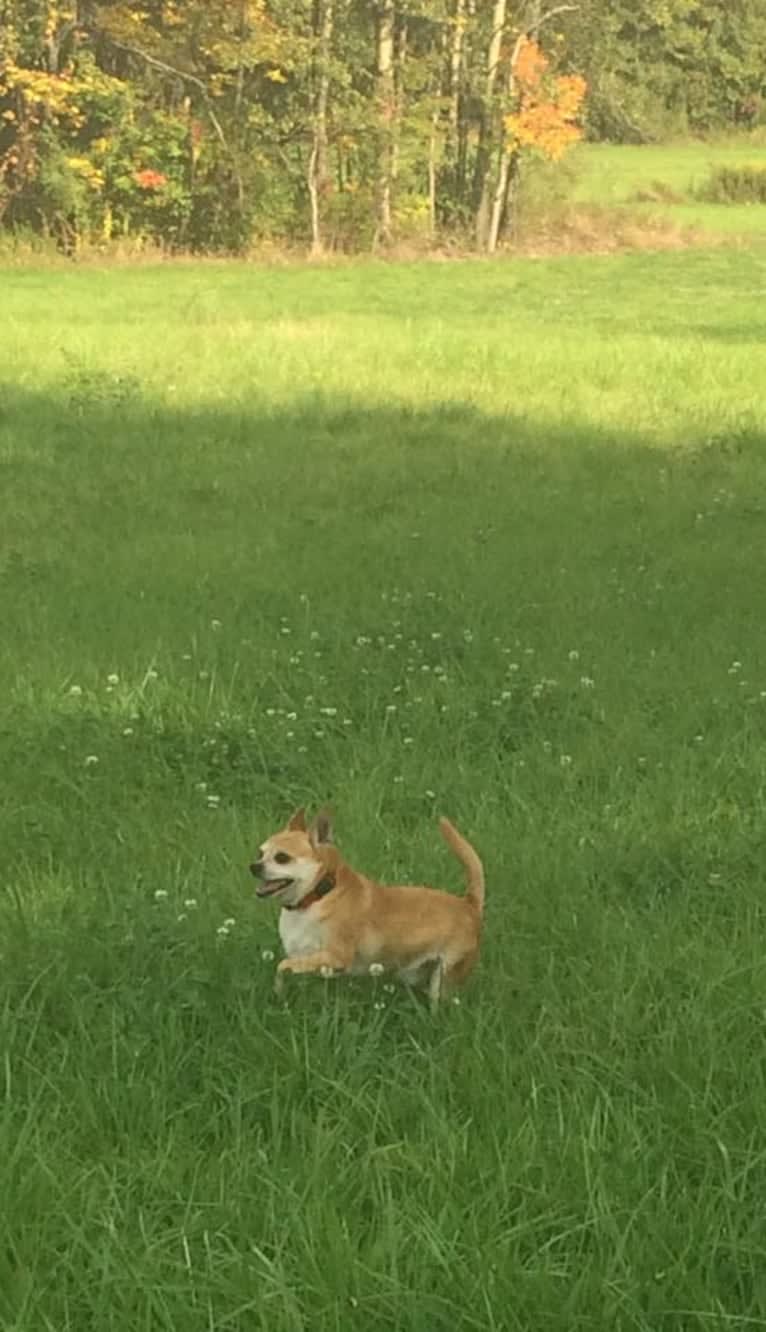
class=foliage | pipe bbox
[1,0,763,250]
[506,38,586,161]
[555,0,766,142]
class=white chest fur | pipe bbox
[279,906,325,958]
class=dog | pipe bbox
[249,808,484,1009]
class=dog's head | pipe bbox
[249,807,333,907]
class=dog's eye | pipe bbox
[274,851,292,865]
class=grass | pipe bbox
[2,248,766,1330]
[576,141,766,236]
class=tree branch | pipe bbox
[105,38,233,174]
[527,4,578,39]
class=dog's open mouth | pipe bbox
[255,878,292,899]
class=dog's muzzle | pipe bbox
[250,863,292,898]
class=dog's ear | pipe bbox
[287,807,307,832]
[310,808,333,847]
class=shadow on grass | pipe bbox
[1,379,765,891]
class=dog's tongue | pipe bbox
[257,879,289,898]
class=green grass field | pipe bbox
[576,141,766,236]
[2,249,766,1330]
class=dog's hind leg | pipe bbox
[428,957,445,1014]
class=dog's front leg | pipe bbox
[274,950,349,995]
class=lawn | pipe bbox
[2,249,766,1330]
[575,140,766,236]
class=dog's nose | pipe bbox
[249,861,264,878]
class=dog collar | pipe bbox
[283,875,335,912]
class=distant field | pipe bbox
[576,141,766,236]
[2,250,766,1330]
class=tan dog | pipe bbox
[249,809,484,1009]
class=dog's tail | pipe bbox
[439,817,485,915]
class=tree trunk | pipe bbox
[428,108,438,238]
[391,15,407,192]
[309,0,334,255]
[487,146,518,253]
[375,0,395,247]
[449,0,466,134]
[474,0,507,249]
[487,31,524,253]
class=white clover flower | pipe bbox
[580,676,595,688]
[154,889,168,901]
[211,619,222,630]
[207,794,220,807]
[223,917,236,928]
[560,754,572,767]
[369,963,384,976]
[122,727,134,737]
[568,650,580,662]
[320,965,334,979]
[403,736,414,746]
[286,711,297,721]
[84,754,99,766]
[261,949,275,962]
[69,684,83,696]
[195,781,208,793]
[452,996,461,1006]
[184,898,198,909]
[216,925,230,937]
[373,1001,386,1011]
[177,912,187,921]
[425,789,436,800]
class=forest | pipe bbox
[1,0,765,253]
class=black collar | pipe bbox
[283,875,335,912]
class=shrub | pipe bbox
[695,164,766,204]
